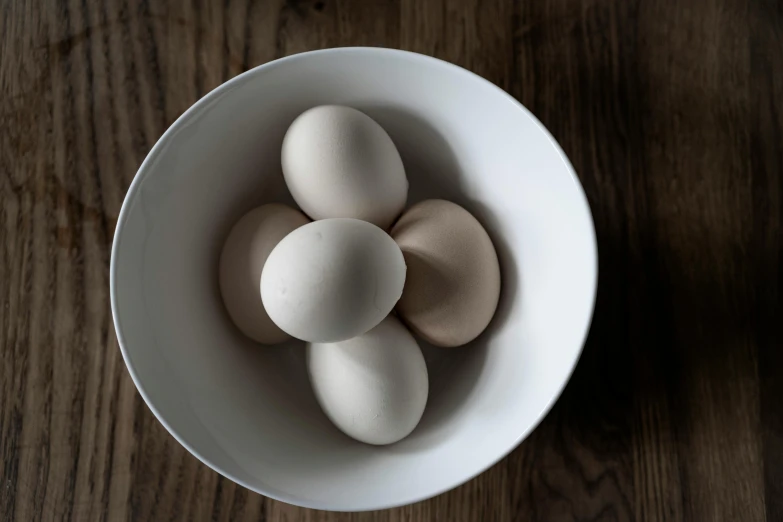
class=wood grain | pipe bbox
[1,0,781,520]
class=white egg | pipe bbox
[260,218,406,342]
[307,315,429,445]
[281,105,408,230]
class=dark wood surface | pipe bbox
[1,0,781,520]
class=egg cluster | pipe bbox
[219,105,501,445]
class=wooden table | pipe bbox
[1,0,781,520]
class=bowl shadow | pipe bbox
[362,105,521,447]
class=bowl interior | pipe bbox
[111,48,596,511]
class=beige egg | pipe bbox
[391,199,501,347]
[219,204,309,344]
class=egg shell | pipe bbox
[391,199,501,347]
[281,105,408,229]
[261,218,406,343]
[307,315,429,445]
[219,204,310,344]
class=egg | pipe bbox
[391,199,501,347]
[261,218,406,343]
[219,204,310,344]
[307,315,429,445]
[281,105,408,229]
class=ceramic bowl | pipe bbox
[110,47,597,511]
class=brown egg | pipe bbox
[219,204,309,344]
[391,199,501,347]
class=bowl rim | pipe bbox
[110,46,598,512]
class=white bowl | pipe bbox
[110,48,597,511]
